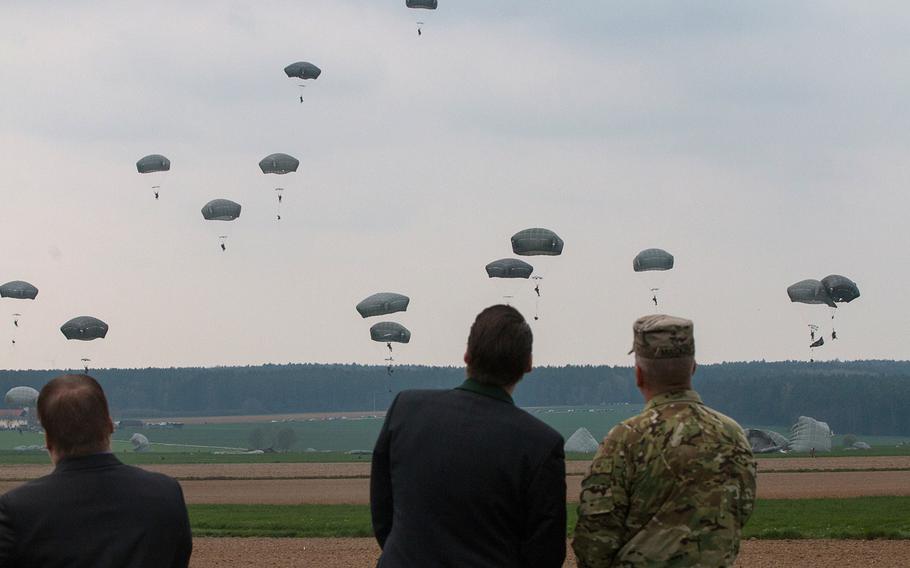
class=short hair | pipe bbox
[466,305,533,387]
[37,374,113,458]
[635,355,696,389]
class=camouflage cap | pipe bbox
[629,314,695,359]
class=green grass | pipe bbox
[0,450,372,466]
[188,497,910,539]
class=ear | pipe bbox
[635,364,644,389]
[463,351,471,366]
[107,418,115,436]
[692,360,698,375]
[525,354,533,373]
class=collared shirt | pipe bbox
[455,378,514,405]
[573,388,757,568]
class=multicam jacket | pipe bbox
[573,389,756,567]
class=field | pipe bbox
[4,408,910,566]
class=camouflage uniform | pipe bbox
[573,315,757,568]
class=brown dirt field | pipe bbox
[6,454,906,483]
[190,538,910,567]
[5,469,910,504]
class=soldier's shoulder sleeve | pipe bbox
[572,422,635,568]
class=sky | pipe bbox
[0,1,908,370]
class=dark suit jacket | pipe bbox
[371,379,566,568]
[0,453,192,568]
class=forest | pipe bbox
[1,360,907,435]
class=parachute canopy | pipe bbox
[485,258,534,279]
[0,281,38,300]
[787,279,836,308]
[284,62,321,80]
[130,433,150,452]
[370,321,411,344]
[201,199,242,221]
[563,427,600,453]
[511,228,564,256]
[259,153,300,175]
[60,316,109,341]
[789,416,833,453]
[5,386,39,407]
[744,428,789,454]
[633,248,674,272]
[407,0,438,8]
[821,275,860,303]
[356,293,410,318]
[136,154,171,174]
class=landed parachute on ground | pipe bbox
[130,433,150,452]
[370,321,411,344]
[511,228,564,256]
[744,428,789,454]
[485,258,534,279]
[789,416,833,453]
[60,316,109,341]
[0,281,38,300]
[4,386,38,407]
[356,293,410,318]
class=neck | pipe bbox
[640,383,691,402]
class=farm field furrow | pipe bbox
[189,538,910,568]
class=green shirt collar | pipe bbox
[455,378,514,405]
[645,388,702,410]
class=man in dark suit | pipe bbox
[371,305,566,567]
[0,374,192,567]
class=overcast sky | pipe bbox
[1,1,908,370]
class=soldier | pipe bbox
[573,314,756,567]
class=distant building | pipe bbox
[0,408,27,429]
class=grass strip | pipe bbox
[189,496,910,539]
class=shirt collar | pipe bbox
[54,452,122,473]
[455,378,514,405]
[645,389,703,410]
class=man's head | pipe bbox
[629,314,697,399]
[38,374,114,463]
[464,304,533,388]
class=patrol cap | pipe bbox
[629,314,695,359]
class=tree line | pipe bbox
[1,360,908,435]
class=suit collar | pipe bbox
[54,452,122,473]
[456,378,514,405]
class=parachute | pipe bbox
[564,427,600,453]
[0,281,38,300]
[633,249,674,308]
[744,428,789,453]
[633,248,674,272]
[284,62,322,80]
[511,228,564,256]
[370,321,411,344]
[821,275,860,304]
[406,0,437,8]
[201,199,242,221]
[356,293,410,318]
[485,258,534,279]
[136,154,170,199]
[259,153,299,175]
[60,316,109,341]
[130,433,151,452]
[136,154,170,174]
[788,416,833,453]
[4,386,38,407]
[787,279,836,308]
[259,154,299,220]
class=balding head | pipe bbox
[37,374,113,461]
